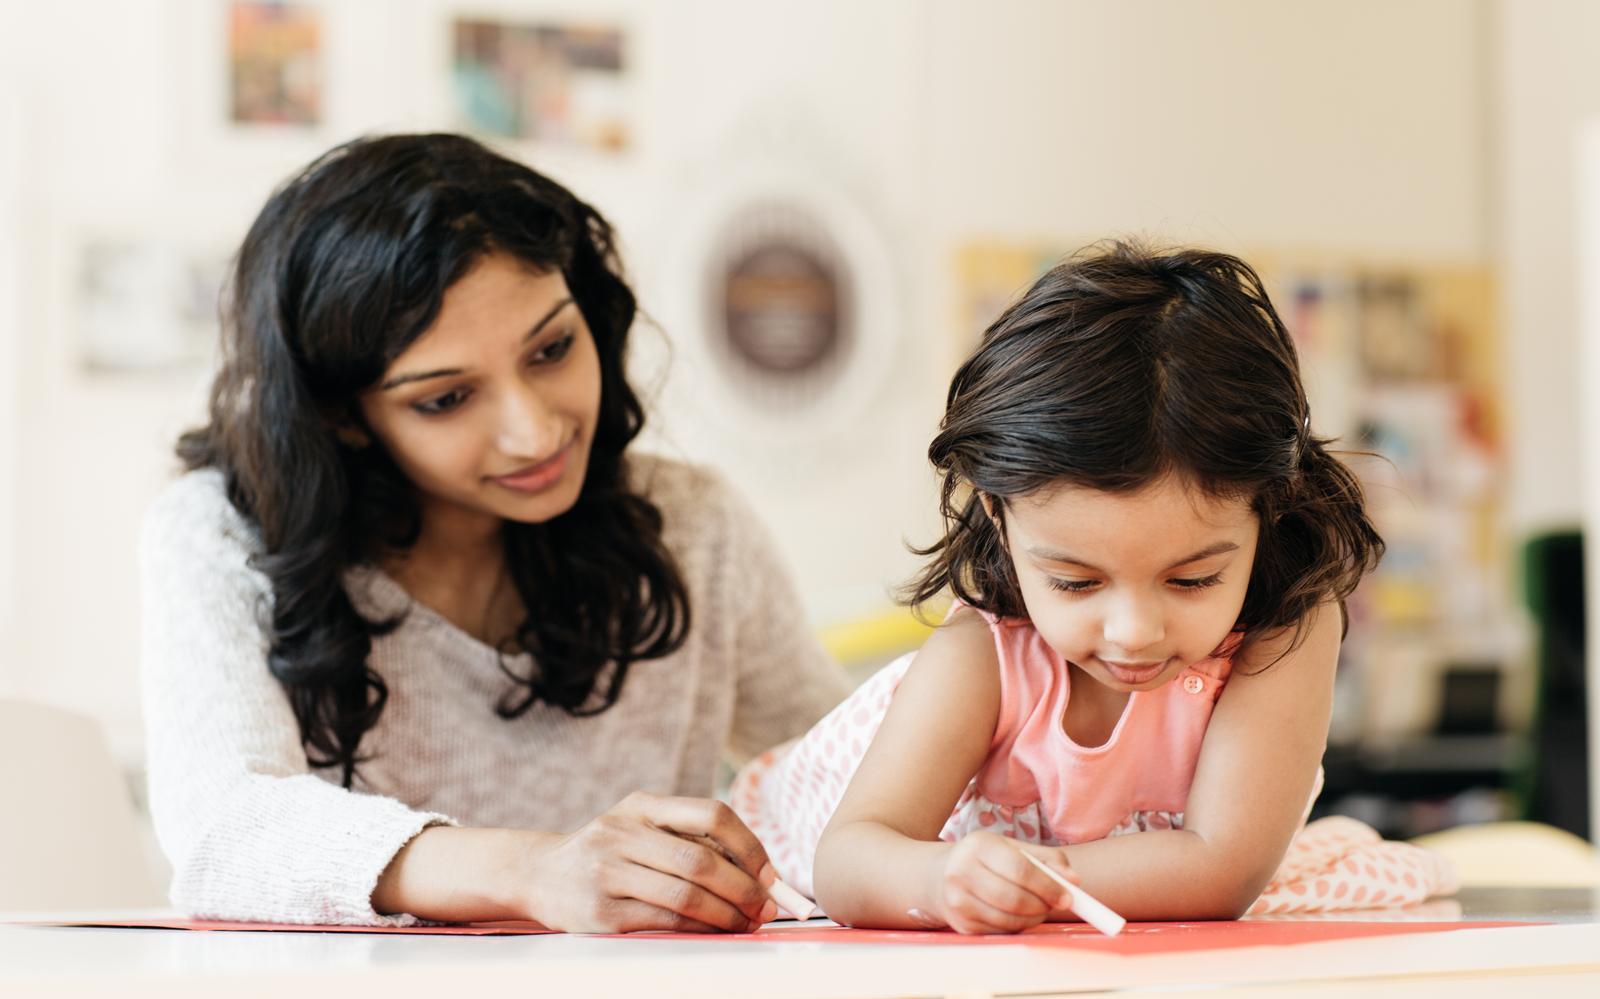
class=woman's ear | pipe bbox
[331,419,371,450]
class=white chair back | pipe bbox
[0,698,164,911]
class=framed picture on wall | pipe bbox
[74,236,229,375]
[226,0,324,127]
[173,0,389,177]
[449,18,629,153]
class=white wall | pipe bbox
[1579,117,1600,848]
[7,0,1493,760]
[1497,0,1600,536]
[0,3,19,695]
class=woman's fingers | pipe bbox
[607,858,763,933]
[616,821,774,925]
[621,792,775,887]
[592,898,722,935]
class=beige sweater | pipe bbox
[139,455,851,925]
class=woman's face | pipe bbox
[357,251,602,535]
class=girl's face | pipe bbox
[357,251,602,536]
[995,476,1259,692]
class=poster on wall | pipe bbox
[227,1,323,126]
[451,19,628,152]
[77,240,227,374]
[707,201,851,411]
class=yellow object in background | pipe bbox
[818,604,945,678]
[1412,821,1600,887]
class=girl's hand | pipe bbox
[932,832,1079,934]
[518,791,780,933]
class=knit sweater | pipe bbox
[139,455,852,926]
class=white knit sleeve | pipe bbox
[714,476,853,764]
[139,472,454,926]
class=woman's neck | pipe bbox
[382,500,521,647]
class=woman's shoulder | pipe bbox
[626,451,752,545]
[141,466,263,563]
[626,451,734,512]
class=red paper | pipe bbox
[675,919,1541,954]
[24,917,1539,954]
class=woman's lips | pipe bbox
[491,442,572,494]
[1099,658,1169,685]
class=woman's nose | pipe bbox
[494,387,560,459]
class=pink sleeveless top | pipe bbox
[944,610,1240,846]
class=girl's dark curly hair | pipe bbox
[904,240,1383,663]
[178,133,690,785]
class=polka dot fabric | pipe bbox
[1247,815,1458,915]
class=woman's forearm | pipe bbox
[372,825,557,923]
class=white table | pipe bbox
[5,888,1600,997]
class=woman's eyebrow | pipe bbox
[378,298,575,390]
[1025,540,1240,574]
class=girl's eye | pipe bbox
[531,332,576,365]
[1047,578,1098,594]
[1172,573,1224,590]
[413,388,470,416]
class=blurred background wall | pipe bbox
[0,0,1595,841]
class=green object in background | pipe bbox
[1518,530,1589,840]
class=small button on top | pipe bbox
[1182,674,1206,695]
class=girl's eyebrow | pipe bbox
[378,298,575,390]
[1025,540,1240,574]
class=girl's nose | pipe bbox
[1103,597,1165,654]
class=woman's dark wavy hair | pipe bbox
[178,133,690,785]
[904,240,1384,664]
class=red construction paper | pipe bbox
[24,918,555,935]
[693,919,1542,954]
[25,917,1539,954]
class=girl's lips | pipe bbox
[492,442,572,493]
[1099,658,1169,685]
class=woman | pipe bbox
[140,133,850,931]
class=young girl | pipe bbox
[140,133,851,932]
[732,243,1456,932]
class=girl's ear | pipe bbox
[979,493,1008,549]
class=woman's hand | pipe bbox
[931,832,1078,934]
[516,791,780,933]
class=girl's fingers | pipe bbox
[966,863,1055,919]
[947,885,1046,934]
[1008,848,1081,907]
[618,821,772,924]
[609,859,761,933]
[978,845,1073,912]
[625,793,775,887]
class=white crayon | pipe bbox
[1020,849,1125,937]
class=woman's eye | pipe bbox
[1047,578,1098,594]
[413,388,470,415]
[1172,573,1224,590]
[531,332,576,364]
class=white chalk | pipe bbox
[1020,850,1125,937]
[766,876,816,921]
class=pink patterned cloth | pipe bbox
[731,610,1455,914]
